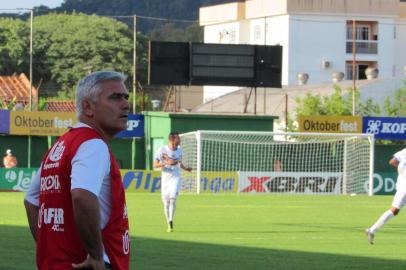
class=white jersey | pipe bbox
[394,148,406,188]
[155,145,183,178]
[155,145,183,199]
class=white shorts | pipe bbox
[392,188,406,209]
[161,175,180,200]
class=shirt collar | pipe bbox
[73,122,93,129]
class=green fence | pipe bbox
[0,135,145,169]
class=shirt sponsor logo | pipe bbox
[43,141,65,170]
[49,141,65,162]
[40,175,61,193]
[43,162,60,170]
[122,230,130,255]
[38,203,65,232]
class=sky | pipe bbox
[0,0,64,11]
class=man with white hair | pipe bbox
[3,149,17,168]
[24,71,131,270]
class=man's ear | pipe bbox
[82,99,95,117]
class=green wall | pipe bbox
[0,135,51,167]
[0,135,144,169]
[374,144,405,173]
[110,138,145,169]
[143,112,277,169]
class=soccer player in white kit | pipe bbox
[153,132,192,232]
[366,148,406,244]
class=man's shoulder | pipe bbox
[400,149,406,156]
[159,145,169,152]
[395,149,406,159]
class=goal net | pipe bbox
[179,130,374,195]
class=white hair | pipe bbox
[75,71,127,118]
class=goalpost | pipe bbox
[179,131,375,195]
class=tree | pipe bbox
[0,18,29,75]
[288,85,381,131]
[383,81,406,117]
[295,85,381,117]
[0,14,149,103]
[33,13,134,94]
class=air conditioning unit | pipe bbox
[321,60,330,69]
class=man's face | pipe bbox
[91,80,130,136]
[169,135,180,147]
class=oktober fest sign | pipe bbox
[10,111,77,136]
[298,115,362,133]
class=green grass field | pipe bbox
[1,193,406,270]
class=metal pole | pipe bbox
[29,9,33,111]
[285,94,288,133]
[254,87,257,115]
[196,131,202,194]
[352,20,356,116]
[263,17,267,115]
[342,139,348,195]
[132,14,137,113]
[141,84,145,111]
[174,86,177,112]
[178,86,181,111]
[368,135,375,196]
[131,14,137,170]
[28,9,33,168]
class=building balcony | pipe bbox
[346,41,378,54]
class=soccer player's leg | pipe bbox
[167,179,180,232]
[366,188,406,244]
[161,178,171,231]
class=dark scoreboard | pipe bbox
[149,41,282,88]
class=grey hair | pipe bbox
[75,71,127,118]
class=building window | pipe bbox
[229,29,236,42]
[346,63,369,80]
[253,25,262,41]
[219,29,236,43]
[347,25,370,40]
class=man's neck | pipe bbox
[78,118,112,142]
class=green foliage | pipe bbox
[37,97,47,111]
[0,97,28,110]
[128,91,152,113]
[288,85,381,133]
[33,13,134,92]
[383,81,406,117]
[0,18,29,75]
[0,14,149,98]
[295,85,381,117]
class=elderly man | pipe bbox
[24,71,131,270]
